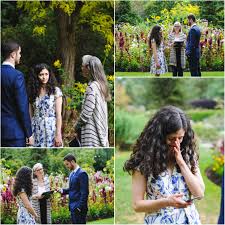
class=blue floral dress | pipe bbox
[17,189,36,224]
[32,87,62,147]
[150,39,168,75]
[144,167,201,224]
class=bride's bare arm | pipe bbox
[132,170,191,213]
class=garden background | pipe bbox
[1,1,114,145]
[115,78,224,224]
[1,148,114,224]
[115,0,224,76]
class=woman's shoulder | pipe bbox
[54,86,63,97]
[169,32,175,38]
[180,32,186,37]
[88,81,100,92]
[18,188,26,195]
[151,38,156,43]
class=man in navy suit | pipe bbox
[1,41,33,147]
[62,154,89,224]
[186,14,201,76]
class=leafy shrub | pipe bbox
[187,109,223,122]
[115,110,149,148]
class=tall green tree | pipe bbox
[15,1,113,83]
[194,1,224,28]
[145,79,185,109]
[115,0,141,25]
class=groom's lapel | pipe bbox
[69,168,80,187]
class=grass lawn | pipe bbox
[88,217,114,224]
[115,146,221,224]
[115,71,224,77]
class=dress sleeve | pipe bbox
[20,188,25,193]
[55,87,63,99]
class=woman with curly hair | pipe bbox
[149,25,168,76]
[13,166,38,224]
[27,63,63,147]
[74,55,111,147]
[124,106,205,224]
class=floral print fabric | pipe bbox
[32,87,62,147]
[150,39,168,75]
[144,167,201,224]
[17,189,36,224]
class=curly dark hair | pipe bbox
[149,25,162,48]
[124,106,199,179]
[27,63,57,104]
[13,166,33,197]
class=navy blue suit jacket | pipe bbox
[1,64,32,141]
[186,25,201,59]
[63,168,89,212]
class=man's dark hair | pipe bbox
[187,14,196,22]
[63,153,76,162]
[1,41,20,60]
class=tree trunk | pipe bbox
[55,2,83,84]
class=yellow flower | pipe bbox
[33,25,46,36]
[53,60,62,69]
[107,75,114,81]
[80,88,86,93]
[156,16,161,20]
[67,97,72,104]
[2,186,6,192]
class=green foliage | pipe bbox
[1,216,16,224]
[93,149,114,172]
[115,1,141,25]
[187,109,223,122]
[146,79,185,108]
[16,1,113,61]
[52,206,71,224]
[104,156,114,177]
[115,110,149,148]
[88,202,114,221]
[196,1,224,28]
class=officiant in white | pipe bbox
[168,21,186,76]
[32,163,52,224]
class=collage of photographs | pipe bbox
[0,1,224,225]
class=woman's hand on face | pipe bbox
[173,140,185,166]
[54,135,62,147]
[166,193,191,208]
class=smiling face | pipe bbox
[174,25,181,33]
[38,68,49,85]
[166,128,185,148]
[34,166,44,178]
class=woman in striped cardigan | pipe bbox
[75,55,111,147]
[168,22,186,77]
[32,163,52,224]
